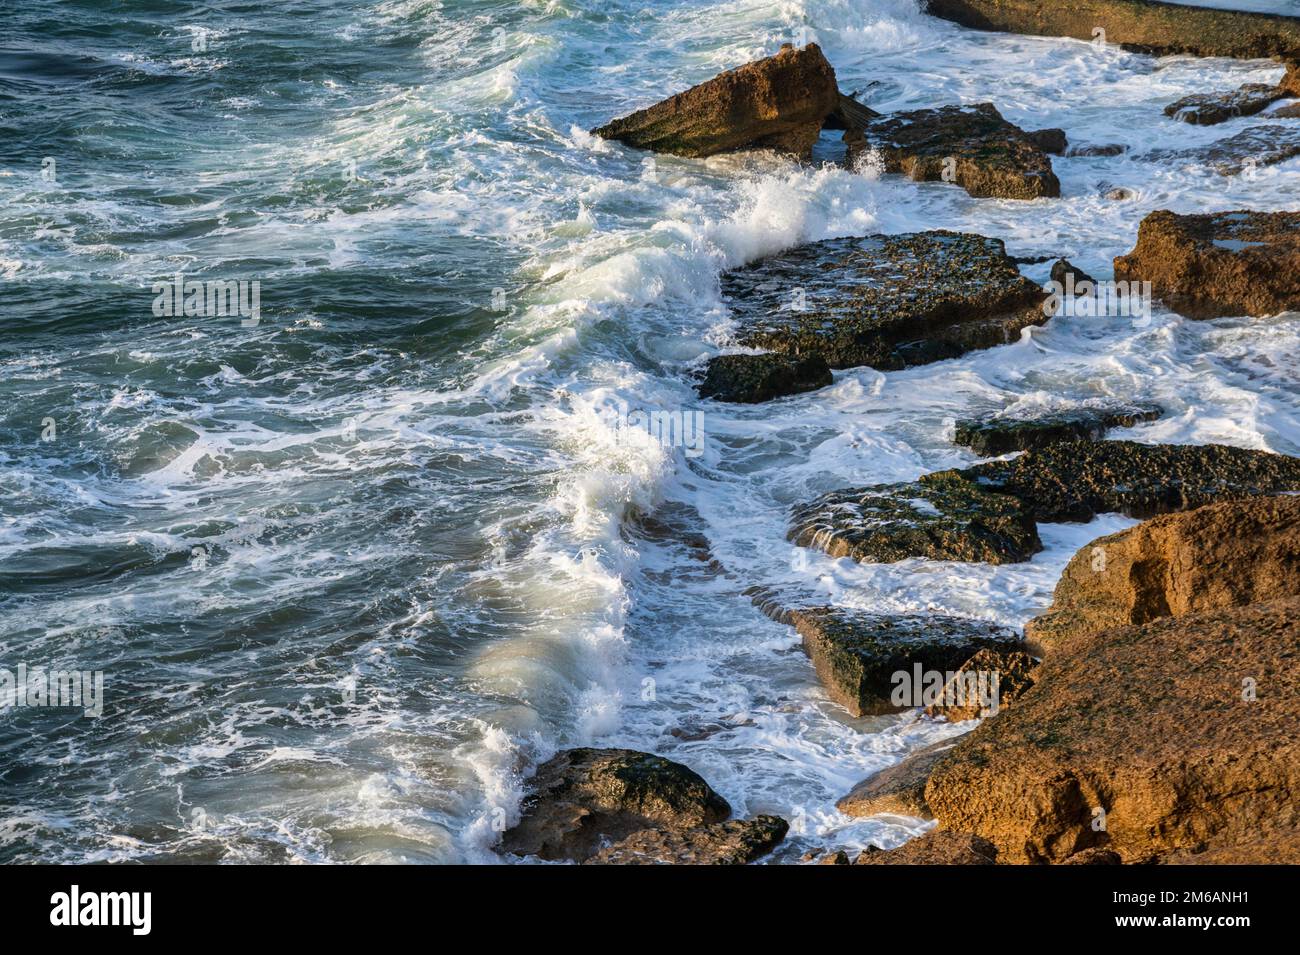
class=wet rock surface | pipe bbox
[697,352,832,403]
[787,607,1023,717]
[585,815,789,865]
[836,737,962,819]
[931,439,1300,522]
[855,831,997,865]
[592,43,840,159]
[1147,123,1300,176]
[722,231,1048,373]
[925,597,1300,863]
[1114,209,1300,318]
[923,0,1300,60]
[1025,495,1300,654]
[499,748,731,862]
[1048,257,1097,291]
[790,472,1043,565]
[1164,83,1290,125]
[847,103,1060,199]
[953,403,1162,456]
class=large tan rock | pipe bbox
[854,831,997,865]
[925,598,1300,863]
[837,738,963,819]
[1026,495,1300,654]
[1114,210,1300,319]
[592,44,839,159]
[924,0,1300,60]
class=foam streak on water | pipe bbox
[1,0,1298,863]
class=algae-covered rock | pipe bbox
[722,231,1048,374]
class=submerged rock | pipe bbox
[591,43,839,160]
[1066,143,1127,157]
[584,816,788,865]
[787,607,1022,717]
[724,231,1048,372]
[696,352,832,403]
[923,0,1300,60]
[1114,209,1300,318]
[1048,257,1097,291]
[836,738,962,819]
[930,439,1300,523]
[922,647,1039,722]
[952,403,1162,456]
[1026,128,1068,156]
[499,748,731,862]
[1025,495,1300,654]
[789,472,1043,565]
[1147,124,1300,176]
[1164,83,1291,125]
[925,597,1300,863]
[847,103,1060,199]
[854,831,997,865]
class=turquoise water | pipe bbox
[2,0,1299,863]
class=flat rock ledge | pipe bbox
[592,43,839,160]
[499,747,733,863]
[787,607,1023,717]
[718,231,1047,377]
[1165,81,1295,126]
[584,816,789,865]
[953,403,1162,456]
[1114,209,1300,319]
[1025,494,1300,655]
[923,0,1300,60]
[846,103,1060,200]
[789,472,1044,565]
[790,441,1300,566]
[1146,124,1300,176]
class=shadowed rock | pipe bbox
[1026,128,1068,155]
[1025,495,1300,654]
[854,831,997,865]
[500,748,731,862]
[929,439,1300,522]
[1276,102,1300,118]
[1165,82,1292,125]
[790,472,1043,565]
[953,403,1162,456]
[697,352,832,403]
[787,607,1023,717]
[1147,124,1300,175]
[847,103,1060,199]
[925,597,1300,863]
[1067,143,1128,157]
[592,43,839,160]
[724,231,1049,373]
[585,816,788,865]
[1114,209,1300,318]
[837,738,963,818]
[923,0,1300,60]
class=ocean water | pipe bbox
[1,0,1298,864]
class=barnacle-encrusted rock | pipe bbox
[953,403,1162,456]
[696,352,832,403]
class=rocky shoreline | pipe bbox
[498,2,1300,865]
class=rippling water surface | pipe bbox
[2,0,1298,863]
